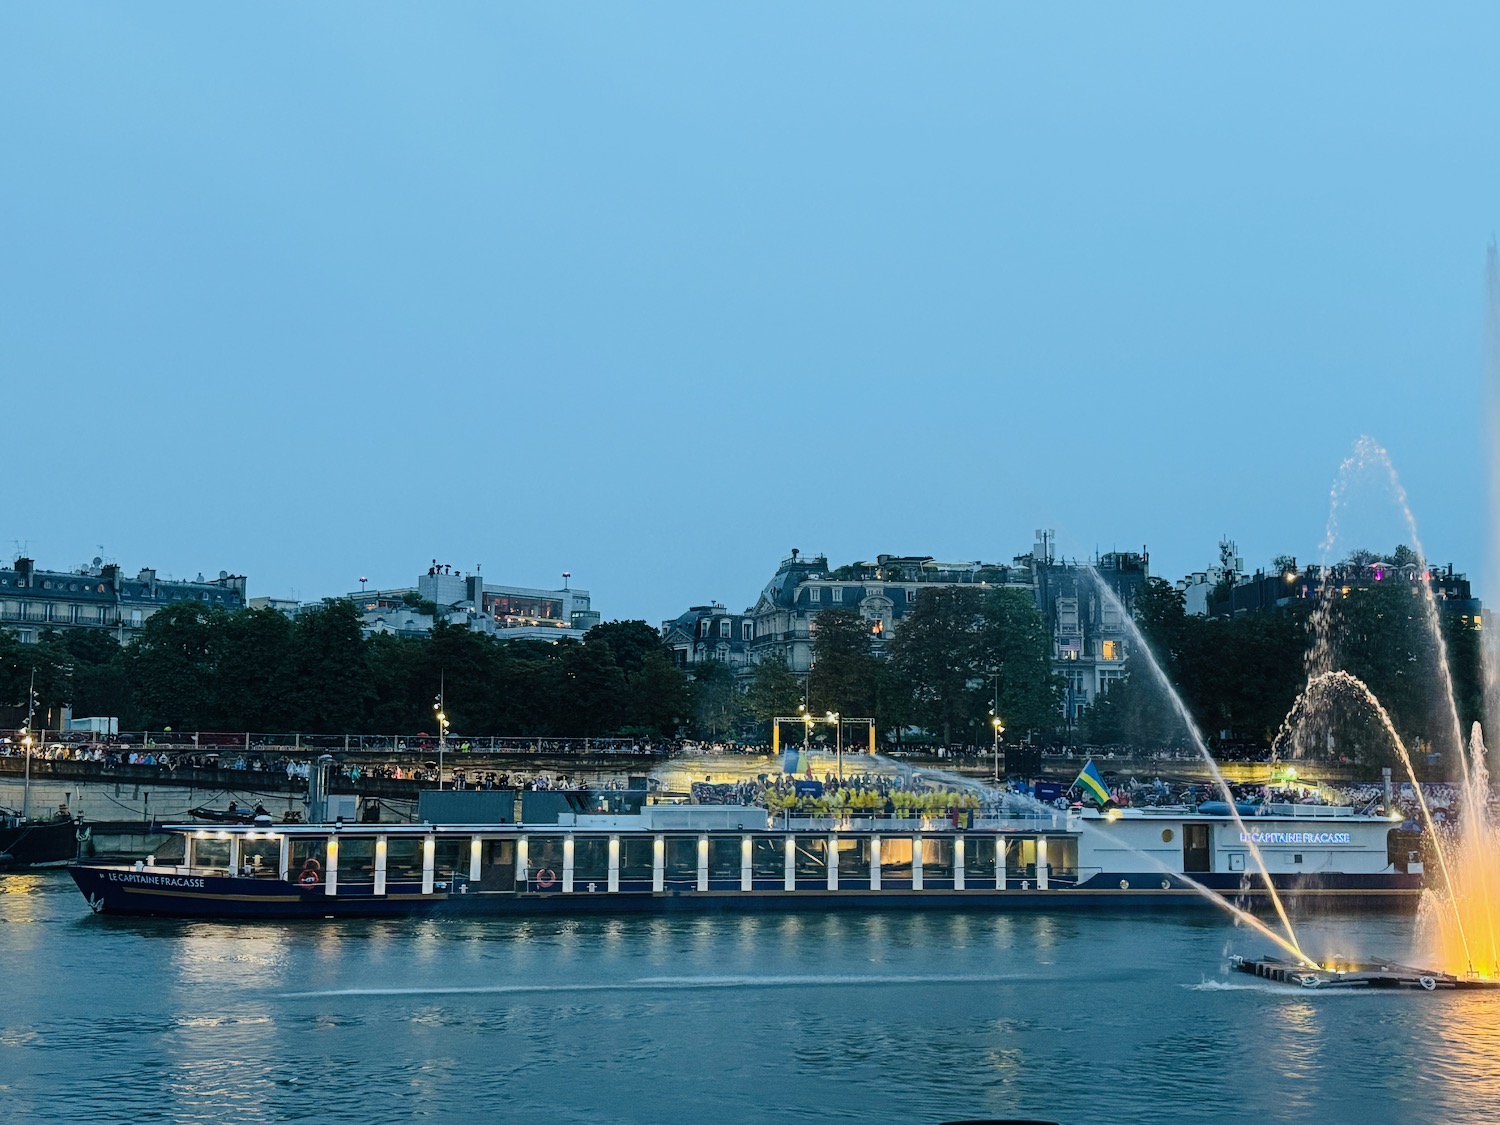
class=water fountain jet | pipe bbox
[1087,567,1309,962]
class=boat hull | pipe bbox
[0,819,82,869]
[70,863,1421,920]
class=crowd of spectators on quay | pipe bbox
[8,728,1497,831]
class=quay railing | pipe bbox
[0,730,676,757]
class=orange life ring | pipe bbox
[298,869,320,886]
[535,868,557,889]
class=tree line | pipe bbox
[1,552,1480,766]
[1081,566,1482,771]
[0,587,1062,744]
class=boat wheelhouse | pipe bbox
[68,794,1422,919]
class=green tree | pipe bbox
[690,659,742,740]
[807,609,879,718]
[416,621,506,733]
[64,633,132,724]
[365,631,425,733]
[1328,580,1439,750]
[286,600,372,732]
[632,649,691,737]
[212,607,294,730]
[587,620,665,675]
[555,638,628,735]
[492,640,566,736]
[886,587,987,745]
[1390,544,1420,568]
[589,620,689,734]
[1078,668,1181,747]
[978,588,1062,736]
[745,656,804,726]
[125,602,226,729]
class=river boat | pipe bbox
[1,810,84,869]
[67,790,1423,918]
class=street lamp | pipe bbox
[20,670,37,821]
[992,717,1005,784]
[21,731,33,821]
[798,703,810,760]
[827,711,842,780]
[433,683,450,790]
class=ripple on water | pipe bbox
[0,872,1490,1124]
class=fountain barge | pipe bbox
[1230,955,1500,990]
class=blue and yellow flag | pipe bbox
[1074,759,1112,807]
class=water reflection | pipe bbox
[3,873,1493,1125]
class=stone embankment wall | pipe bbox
[0,775,314,823]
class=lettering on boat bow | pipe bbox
[107,873,208,889]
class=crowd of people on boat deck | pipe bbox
[691,773,988,819]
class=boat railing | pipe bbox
[1260,802,1356,818]
[781,812,1070,833]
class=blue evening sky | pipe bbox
[4,4,1497,622]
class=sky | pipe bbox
[4,4,1499,623]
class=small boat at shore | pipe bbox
[68,789,1423,919]
[1,809,84,869]
[186,803,272,825]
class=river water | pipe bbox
[3,872,1497,1124]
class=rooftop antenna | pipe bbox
[360,576,368,593]
[562,571,571,590]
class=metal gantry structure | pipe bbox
[771,712,876,779]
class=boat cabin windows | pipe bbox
[288,838,327,884]
[385,837,423,882]
[921,838,954,880]
[664,837,697,886]
[434,838,465,880]
[574,837,610,884]
[1047,838,1078,882]
[880,838,914,881]
[794,836,827,882]
[240,837,281,877]
[750,837,782,877]
[1006,838,1037,882]
[338,837,377,885]
[191,837,231,871]
[153,836,187,865]
[478,838,516,890]
[529,835,565,886]
[965,836,997,881]
[707,837,741,880]
[619,837,654,883]
[836,838,871,882]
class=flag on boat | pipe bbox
[1074,759,1112,807]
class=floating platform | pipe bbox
[1230,954,1500,991]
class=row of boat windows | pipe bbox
[183,834,1080,883]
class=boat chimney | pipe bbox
[1382,766,1393,812]
[308,754,336,823]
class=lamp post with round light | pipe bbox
[433,679,450,790]
[21,731,33,821]
[826,711,842,779]
[992,718,1005,784]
